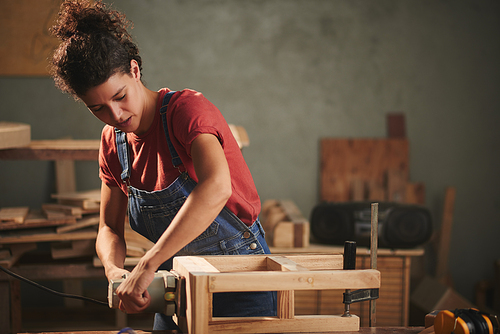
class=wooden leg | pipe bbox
[0,281,11,334]
[10,279,22,334]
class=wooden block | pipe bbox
[0,207,29,224]
[320,138,409,202]
[273,221,310,248]
[261,199,310,248]
[0,122,30,150]
[0,211,77,231]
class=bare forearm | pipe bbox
[96,225,127,277]
[140,179,231,270]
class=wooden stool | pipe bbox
[172,254,381,333]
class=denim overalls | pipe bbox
[114,91,277,330]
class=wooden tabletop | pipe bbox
[18,327,427,334]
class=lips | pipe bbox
[116,117,132,128]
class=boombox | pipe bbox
[310,201,433,249]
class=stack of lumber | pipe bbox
[261,199,309,248]
[0,189,153,268]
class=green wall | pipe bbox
[1,0,499,303]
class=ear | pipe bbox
[130,59,141,81]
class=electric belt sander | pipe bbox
[108,270,186,316]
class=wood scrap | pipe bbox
[51,189,101,210]
[0,210,77,231]
[56,215,99,234]
[0,207,29,224]
[41,203,83,218]
[261,199,309,248]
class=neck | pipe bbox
[135,86,160,136]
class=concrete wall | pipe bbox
[1,0,499,303]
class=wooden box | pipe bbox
[172,254,380,334]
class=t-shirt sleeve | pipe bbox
[98,126,121,188]
[169,90,227,157]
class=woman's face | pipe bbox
[80,61,148,135]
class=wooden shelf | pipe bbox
[0,139,99,161]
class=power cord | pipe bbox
[0,264,108,306]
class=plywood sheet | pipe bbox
[0,0,62,76]
[320,138,409,202]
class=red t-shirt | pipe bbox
[99,88,260,225]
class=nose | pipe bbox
[109,103,124,121]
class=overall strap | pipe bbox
[114,90,180,185]
[115,128,131,184]
[159,91,184,170]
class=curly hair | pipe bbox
[50,0,142,97]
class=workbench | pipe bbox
[18,327,427,334]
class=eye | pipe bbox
[116,94,126,101]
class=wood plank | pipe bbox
[207,269,380,292]
[55,160,76,194]
[387,169,407,202]
[0,139,99,160]
[51,189,101,210]
[0,122,31,150]
[208,315,359,333]
[0,227,97,244]
[41,203,83,218]
[436,187,456,285]
[0,211,77,231]
[0,207,29,224]
[57,215,99,233]
[320,138,409,202]
[266,256,309,272]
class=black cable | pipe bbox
[0,264,108,306]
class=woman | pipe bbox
[50,1,276,330]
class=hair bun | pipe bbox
[51,1,131,41]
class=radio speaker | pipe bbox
[310,202,433,249]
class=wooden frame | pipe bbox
[172,254,381,334]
